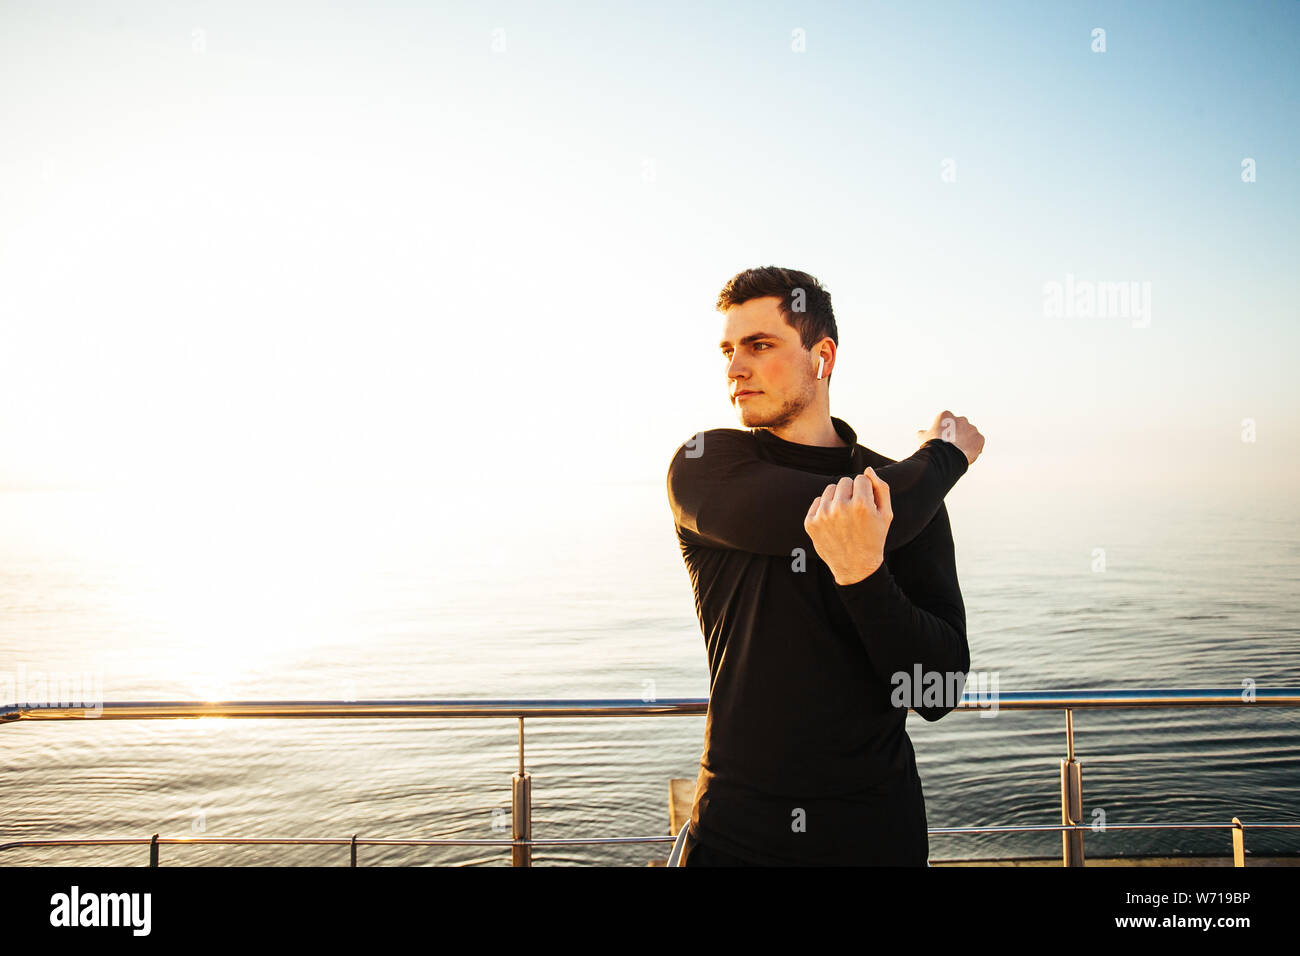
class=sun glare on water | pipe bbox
[102,481,389,702]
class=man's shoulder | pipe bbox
[666,427,756,472]
[676,425,755,448]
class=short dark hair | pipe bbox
[715,266,838,354]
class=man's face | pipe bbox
[719,296,818,430]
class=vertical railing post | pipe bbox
[511,716,532,867]
[149,833,159,867]
[1060,709,1085,866]
[350,833,358,867]
[1231,817,1245,866]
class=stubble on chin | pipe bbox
[738,381,814,431]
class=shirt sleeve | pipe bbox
[833,501,969,722]
[666,429,969,557]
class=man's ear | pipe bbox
[814,340,834,382]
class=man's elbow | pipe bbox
[914,673,965,721]
[914,627,969,723]
[914,704,957,723]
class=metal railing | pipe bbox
[3,688,1298,866]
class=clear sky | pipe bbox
[1,0,1296,499]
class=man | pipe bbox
[666,266,985,866]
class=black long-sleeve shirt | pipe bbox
[666,416,970,865]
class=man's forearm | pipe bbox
[833,503,970,720]
[668,431,968,556]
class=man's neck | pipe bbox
[764,412,846,448]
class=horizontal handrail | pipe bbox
[5,822,1300,850]
[3,688,1299,722]
[4,688,1297,865]
[4,823,1299,859]
[0,836,684,851]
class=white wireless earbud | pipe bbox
[816,356,825,380]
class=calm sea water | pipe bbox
[2,480,1297,865]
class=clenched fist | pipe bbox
[804,467,892,586]
[917,410,985,465]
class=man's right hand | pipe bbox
[917,410,985,465]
